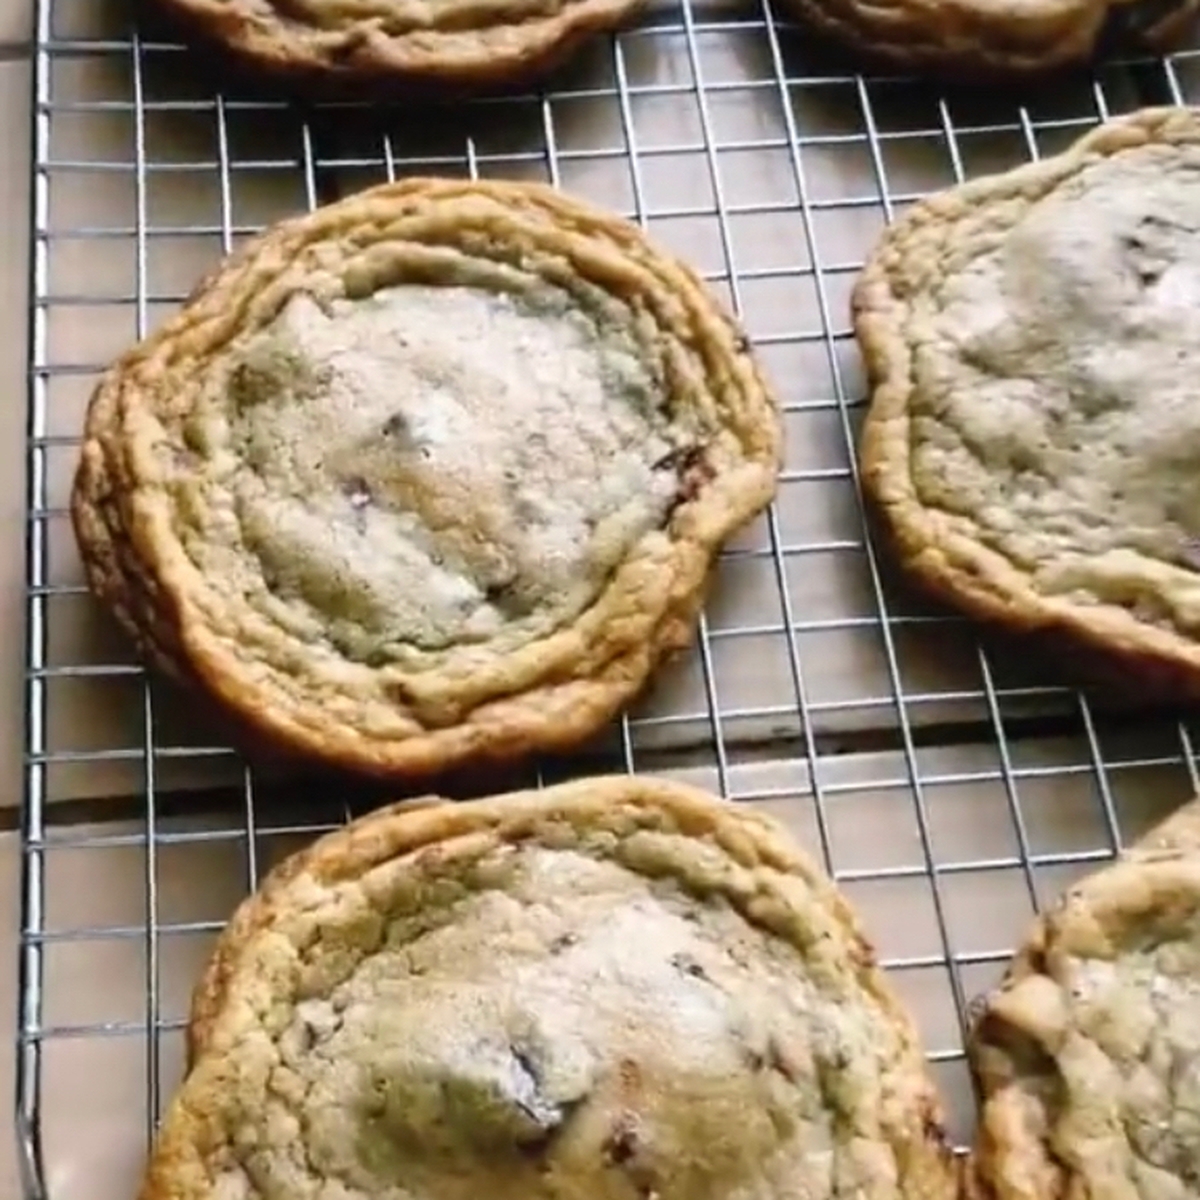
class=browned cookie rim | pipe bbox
[773,0,1197,81]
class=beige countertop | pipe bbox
[1,34,30,1199]
[3,3,1200,1197]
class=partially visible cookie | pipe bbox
[150,0,642,94]
[145,775,960,1200]
[969,796,1200,1200]
[855,107,1200,700]
[780,0,1196,79]
[72,178,781,782]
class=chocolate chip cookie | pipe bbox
[855,107,1200,699]
[146,776,960,1200]
[72,178,782,781]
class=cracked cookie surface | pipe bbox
[855,107,1200,698]
[148,0,644,93]
[72,178,781,780]
[144,775,959,1200]
[969,797,1200,1200]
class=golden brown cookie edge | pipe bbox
[147,0,645,96]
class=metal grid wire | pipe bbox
[15,0,1200,1191]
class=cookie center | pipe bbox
[267,846,843,1200]
[911,147,1200,630]
[216,283,683,661]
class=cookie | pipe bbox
[780,0,1197,79]
[969,797,1200,1200]
[143,775,959,1200]
[149,0,643,94]
[72,179,781,782]
[855,107,1200,700]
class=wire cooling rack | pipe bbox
[14,0,1200,1190]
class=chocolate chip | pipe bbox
[382,412,410,439]
[485,581,514,605]
[652,446,689,472]
[342,476,373,510]
[652,445,716,506]
[670,953,708,981]
[603,1117,662,1200]
[484,580,533,620]
[679,449,716,503]
[230,361,253,400]
[550,932,579,954]
[603,1118,639,1165]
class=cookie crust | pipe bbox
[854,107,1200,702]
[148,775,959,1200]
[72,178,781,781]
[969,797,1200,1200]
[149,0,642,94]
[779,0,1197,80]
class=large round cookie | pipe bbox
[72,178,781,780]
[970,798,1200,1200]
[782,0,1197,78]
[149,0,642,93]
[855,107,1200,699]
[146,776,959,1200]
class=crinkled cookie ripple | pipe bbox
[72,177,782,780]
